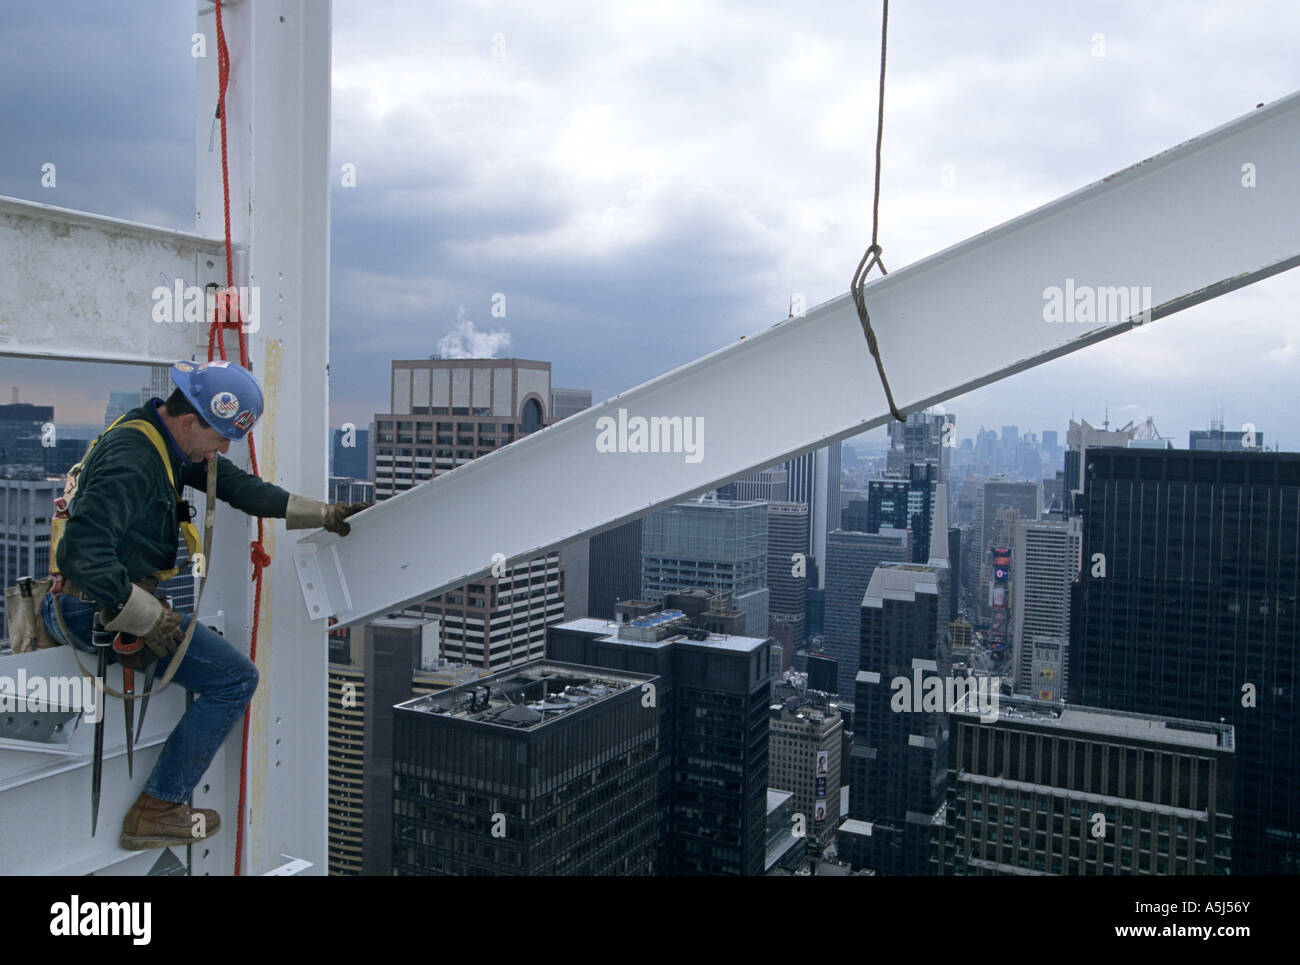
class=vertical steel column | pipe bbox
[194,0,331,875]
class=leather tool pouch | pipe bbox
[6,577,57,653]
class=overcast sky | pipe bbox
[2,1,1298,449]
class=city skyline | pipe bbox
[2,2,1299,445]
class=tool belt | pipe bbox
[52,574,160,604]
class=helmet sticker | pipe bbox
[174,361,195,373]
[201,360,231,371]
[210,391,240,419]
[233,409,256,431]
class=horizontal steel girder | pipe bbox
[297,91,1300,628]
[0,196,229,364]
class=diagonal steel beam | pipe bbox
[296,90,1300,628]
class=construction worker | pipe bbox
[40,359,367,850]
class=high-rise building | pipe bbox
[1064,417,1142,512]
[548,605,773,876]
[784,443,841,591]
[975,480,1040,620]
[886,409,955,482]
[391,661,660,875]
[718,466,789,503]
[326,618,487,875]
[0,402,54,469]
[1070,447,1300,875]
[0,474,61,642]
[103,391,140,429]
[767,501,809,659]
[851,462,939,563]
[1189,427,1265,451]
[768,698,843,853]
[331,426,371,480]
[373,358,564,672]
[549,386,592,422]
[1011,518,1080,699]
[937,696,1235,875]
[844,562,950,875]
[823,528,910,695]
[641,497,769,637]
[372,357,550,497]
[586,518,642,620]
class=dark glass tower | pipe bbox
[1070,447,1300,875]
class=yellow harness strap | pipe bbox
[51,415,201,582]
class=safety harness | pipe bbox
[51,414,201,588]
[50,415,217,702]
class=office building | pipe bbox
[0,473,61,641]
[1011,518,1080,699]
[974,480,1040,620]
[324,616,489,875]
[1070,447,1300,875]
[549,386,592,422]
[823,528,910,695]
[331,425,371,480]
[372,357,550,496]
[845,562,950,875]
[586,519,642,620]
[391,661,660,875]
[374,357,565,672]
[718,466,789,503]
[937,697,1235,875]
[767,501,809,658]
[641,496,769,637]
[548,605,773,875]
[886,409,955,482]
[1189,427,1264,451]
[768,697,843,852]
[851,462,939,563]
[784,443,842,591]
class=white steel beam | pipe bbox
[297,90,1300,628]
[0,196,228,364]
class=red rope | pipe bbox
[211,0,266,877]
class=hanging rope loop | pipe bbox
[850,0,906,423]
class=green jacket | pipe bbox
[56,400,290,612]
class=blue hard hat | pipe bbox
[171,359,265,441]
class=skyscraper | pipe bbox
[845,562,950,875]
[373,357,565,671]
[391,661,660,875]
[767,501,809,660]
[784,443,842,591]
[1011,518,1080,699]
[823,528,910,695]
[937,696,1235,875]
[548,604,773,875]
[1070,447,1300,875]
[640,497,770,637]
[886,409,955,482]
[586,518,642,620]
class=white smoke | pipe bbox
[437,307,512,359]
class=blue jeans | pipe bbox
[41,593,259,804]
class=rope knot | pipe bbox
[250,540,271,578]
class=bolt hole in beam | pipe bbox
[297,91,1300,628]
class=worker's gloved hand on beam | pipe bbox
[103,587,185,666]
[285,495,371,537]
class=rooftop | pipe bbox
[556,615,770,653]
[395,661,650,730]
[950,694,1234,751]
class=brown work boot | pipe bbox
[119,791,221,850]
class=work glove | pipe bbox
[285,495,370,537]
[103,587,186,667]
